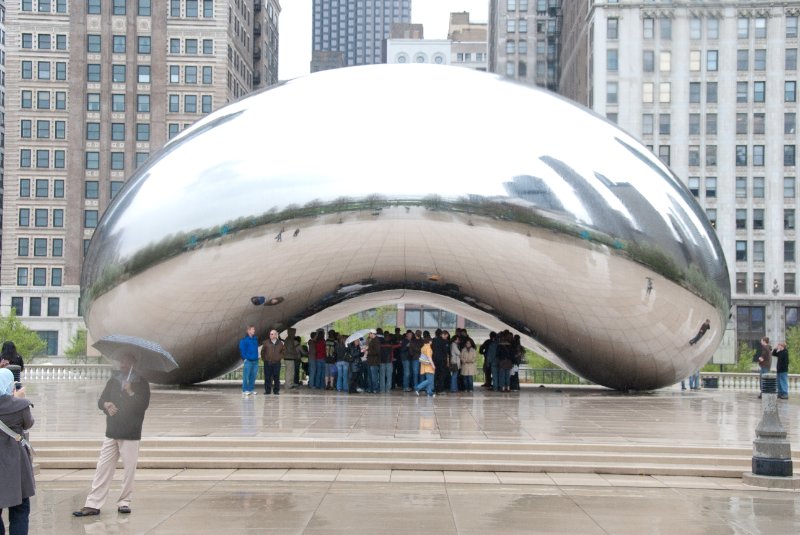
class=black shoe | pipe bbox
[73,507,100,517]
[117,506,131,514]
[779,395,789,399]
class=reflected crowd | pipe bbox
[267,327,526,397]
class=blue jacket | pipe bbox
[239,335,259,361]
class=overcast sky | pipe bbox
[278,1,490,80]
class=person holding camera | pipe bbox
[0,367,35,535]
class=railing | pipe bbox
[21,364,113,382]
[17,364,797,390]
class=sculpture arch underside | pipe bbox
[81,65,730,391]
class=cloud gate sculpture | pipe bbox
[80,65,730,390]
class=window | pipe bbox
[660,51,671,72]
[688,146,700,167]
[689,82,700,103]
[30,298,41,317]
[659,17,671,40]
[21,91,32,109]
[754,177,765,198]
[113,0,126,15]
[86,122,100,140]
[20,120,31,138]
[689,50,700,71]
[110,181,124,199]
[52,239,63,257]
[706,208,717,229]
[85,181,100,199]
[706,146,716,166]
[112,64,126,83]
[111,123,125,141]
[18,238,29,257]
[786,241,796,262]
[658,145,670,165]
[186,0,198,17]
[53,209,63,228]
[110,152,125,170]
[185,95,197,113]
[737,113,748,135]
[11,298,23,316]
[737,146,748,166]
[34,238,47,256]
[203,39,213,54]
[705,177,717,198]
[786,209,796,230]
[138,36,151,54]
[607,50,618,72]
[20,179,30,197]
[753,113,765,135]
[186,39,198,55]
[22,33,32,49]
[185,66,197,84]
[690,18,702,40]
[35,208,48,227]
[736,241,747,261]
[56,62,67,80]
[643,18,654,39]
[754,49,766,71]
[137,94,150,112]
[170,38,180,54]
[170,0,180,16]
[786,177,796,199]
[84,210,99,228]
[87,34,101,53]
[19,209,30,227]
[138,65,151,83]
[643,50,654,72]
[17,268,28,286]
[85,152,99,169]
[754,81,766,102]
[54,150,65,169]
[706,50,718,71]
[754,242,765,263]
[736,209,747,229]
[202,95,212,113]
[604,16,619,40]
[786,146,797,167]
[112,94,125,112]
[658,114,670,135]
[36,150,49,168]
[788,113,797,135]
[788,49,798,70]
[755,17,767,39]
[54,180,64,198]
[606,82,618,104]
[786,274,796,295]
[138,0,152,16]
[688,177,700,196]
[37,61,50,80]
[737,82,749,103]
[47,298,60,317]
[87,93,100,111]
[754,145,765,167]
[136,153,149,168]
[37,91,50,110]
[659,82,670,103]
[789,16,799,38]
[136,123,150,141]
[35,179,48,197]
[113,35,126,54]
[202,66,213,84]
[87,64,100,82]
[20,150,32,168]
[168,123,180,139]
[787,81,796,102]
[737,50,749,71]
[738,17,749,39]
[753,209,765,230]
[33,268,46,287]
[707,82,718,103]
[169,94,179,112]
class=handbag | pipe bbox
[0,419,34,458]
[752,351,760,363]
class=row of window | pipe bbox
[86,122,152,142]
[689,177,800,203]
[84,151,150,171]
[169,65,214,84]
[20,60,67,81]
[20,0,67,14]
[611,80,797,106]
[617,48,798,73]
[735,273,796,296]
[87,34,152,55]
[22,33,217,56]
[167,94,214,113]
[732,209,797,232]
[18,208,63,228]
[19,149,65,169]
[618,15,777,42]
[20,33,67,50]
[646,144,800,169]
[18,237,63,258]
[19,178,64,198]
[169,38,214,55]
[86,64,152,84]
[16,267,63,288]
[20,119,66,140]
[10,296,60,319]
[734,240,799,263]
[20,90,66,110]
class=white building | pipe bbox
[385,39,450,66]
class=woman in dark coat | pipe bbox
[0,342,25,381]
[0,367,35,535]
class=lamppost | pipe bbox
[772,279,781,342]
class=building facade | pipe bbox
[384,39,449,66]
[489,0,561,89]
[2,0,277,355]
[559,1,800,349]
[311,0,411,72]
[448,11,487,71]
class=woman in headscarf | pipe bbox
[0,368,35,535]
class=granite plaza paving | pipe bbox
[16,381,800,534]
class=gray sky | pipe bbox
[278,0,489,80]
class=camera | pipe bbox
[14,382,22,390]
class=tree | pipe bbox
[65,328,88,362]
[0,309,47,360]
[784,326,800,374]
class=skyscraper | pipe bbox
[311,0,411,72]
[1,0,279,355]
[560,1,800,347]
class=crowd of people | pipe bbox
[239,326,527,397]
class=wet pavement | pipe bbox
[15,381,800,534]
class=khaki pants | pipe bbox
[284,359,296,386]
[84,437,140,510]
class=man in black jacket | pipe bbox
[73,354,150,517]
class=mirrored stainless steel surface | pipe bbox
[80,64,730,389]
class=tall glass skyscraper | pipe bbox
[312,0,411,70]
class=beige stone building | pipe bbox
[448,11,487,71]
[1,0,279,355]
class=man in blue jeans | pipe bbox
[239,325,259,397]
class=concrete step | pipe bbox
[30,438,786,477]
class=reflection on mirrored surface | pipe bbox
[81,64,730,390]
